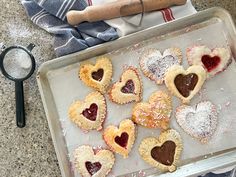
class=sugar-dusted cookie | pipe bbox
[79,57,112,93]
[139,129,183,172]
[132,91,172,130]
[165,65,207,104]
[140,48,182,84]
[176,101,218,143]
[187,45,231,77]
[103,119,135,158]
[68,91,106,131]
[74,145,115,177]
[109,67,142,104]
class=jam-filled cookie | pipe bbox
[139,129,182,172]
[74,145,115,177]
[187,46,231,77]
[103,119,136,158]
[165,65,207,104]
[132,91,172,130]
[79,57,112,93]
[140,48,182,84]
[109,67,142,104]
[176,101,218,143]
[68,91,106,131]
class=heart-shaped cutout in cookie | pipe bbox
[109,67,142,104]
[140,48,182,84]
[92,69,104,81]
[85,161,102,175]
[121,80,135,94]
[165,65,206,104]
[103,119,136,158]
[74,145,115,177]
[132,91,172,130]
[114,132,129,148]
[187,46,231,77]
[68,91,106,131]
[176,101,218,143]
[80,57,112,93]
[139,129,182,172]
[82,103,98,121]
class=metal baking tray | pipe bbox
[37,7,236,177]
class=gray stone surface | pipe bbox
[0,1,235,177]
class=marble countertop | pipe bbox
[0,1,235,177]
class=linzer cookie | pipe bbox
[103,119,135,158]
[165,65,206,104]
[187,46,231,77]
[109,67,142,104]
[139,129,183,172]
[68,91,106,131]
[74,145,115,177]
[79,57,112,93]
[176,101,218,143]
[140,48,182,84]
[132,91,172,130]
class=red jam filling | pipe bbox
[85,161,102,175]
[115,132,129,148]
[92,69,104,81]
[201,55,221,72]
[82,103,98,121]
[121,80,135,94]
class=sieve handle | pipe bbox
[15,81,25,128]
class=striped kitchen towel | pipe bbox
[96,0,197,36]
[21,0,119,57]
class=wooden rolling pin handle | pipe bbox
[66,0,187,26]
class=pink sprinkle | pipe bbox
[138,170,146,177]
[134,43,141,49]
[225,101,231,107]
[82,130,89,134]
[185,27,191,32]
[92,146,103,154]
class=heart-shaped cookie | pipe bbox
[140,48,182,84]
[68,91,106,131]
[176,101,218,143]
[132,91,172,130]
[139,129,182,172]
[79,57,112,93]
[109,67,142,104]
[74,145,115,177]
[187,46,231,77]
[103,119,136,158]
[165,65,207,104]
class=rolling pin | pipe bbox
[66,0,187,26]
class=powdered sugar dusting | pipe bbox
[176,101,218,143]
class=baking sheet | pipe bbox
[37,7,236,177]
[45,16,236,177]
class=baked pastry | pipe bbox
[176,101,218,143]
[132,91,172,130]
[187,46,231,77]
[109,67,142,104]
[74,145,115,177]
[139,129,182,172]
[165,65,207,104]
[103,119,135,158]
[79,57,112,93]
[140,48,182,84]
[68,91,106,131]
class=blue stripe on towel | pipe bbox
[21,0,118,56]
